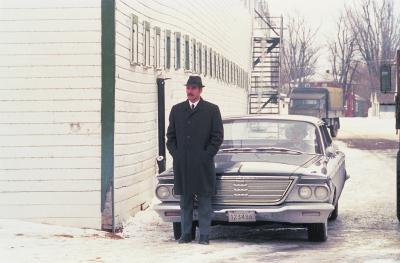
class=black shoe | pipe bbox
[198,234,209,245]
[178,234,192,244]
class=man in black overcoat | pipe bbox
[166,75,224,245]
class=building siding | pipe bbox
[0,0,102,228]
[113,0,253,227]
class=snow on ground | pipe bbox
[339,117,398,140]
[1,117,400,263]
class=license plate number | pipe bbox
[227,211,256,222]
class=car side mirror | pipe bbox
[326,146,336,158]
[380,64,392,93]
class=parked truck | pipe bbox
[288,87,344,137]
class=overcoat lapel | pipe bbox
[183,96,204,119]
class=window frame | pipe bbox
[154,26,161,69]
[198,42,202,75]
[320,124,332,148]
[204,45,207,76]
[165,30,171,69]
[143,21,151,67]
[191,38,196,73]
[209,48,213,78]
[174,32,181,70]
[129,14,139,65]
[184,35,190,71]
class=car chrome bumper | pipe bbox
[152,201,334,224]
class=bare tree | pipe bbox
[282,13,321,92]
[328,13,359,97]
[347,0,400,91]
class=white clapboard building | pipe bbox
[0,0,254,230]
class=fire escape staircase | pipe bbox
[249,10,283,114]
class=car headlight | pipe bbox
[156,185,170,199]
[314,186,329,200]
[298,186,312,199]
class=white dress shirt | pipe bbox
[188,98,200,109]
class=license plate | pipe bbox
[227,211,256,222]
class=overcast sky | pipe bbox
[266,0,350,75]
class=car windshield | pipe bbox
[290,99,321,109]
[221,119,322,154]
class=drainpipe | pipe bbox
[157,77,169,173]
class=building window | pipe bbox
[234,64,238,86]
[209,48,212,77]
[213,51,216,78]
[231,63,236,84]
[196,42,203,74]
[237,66,239,86]
[143,21,151,67]
[238,68,241,87]
[231,62,233,84]
[175,32,181,69]
[230,62,233,83]
[184,35,190,70]
[227,59,230,83]
[216,54,219,79]
[239,68,242,88]
[130,14,139,65]
[227,59,229,83]
[198,42,202,75]
[192,39,196,72]
[154,27,161,69]
[165,30,171,69]
[241,69,244,88]
[218,55,220,80]
[245,72,248,90]
[225,59,228,82]
[204,46,207,76]
[227,60,230,83]
[221,57,225,81]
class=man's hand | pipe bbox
[166,105,177,157]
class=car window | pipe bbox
[319,124,332,149]
[322,125,332,145]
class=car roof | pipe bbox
[222,114,324,126]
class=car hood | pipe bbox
[214,152,321,175]
[157,152,324,178]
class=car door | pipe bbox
[319,123,346,204]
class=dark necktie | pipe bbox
[191,103,194,110]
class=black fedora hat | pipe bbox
[184,75,205,87]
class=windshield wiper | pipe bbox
[219,147,254,152]
[255,147,305,155]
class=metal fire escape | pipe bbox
[249,8,283,114]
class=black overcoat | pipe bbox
[166,97,224,195]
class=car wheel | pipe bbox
[172,222,196,240]
[307,222,328,242]
[329,202,339,220]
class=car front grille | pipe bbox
[212,175,294,205]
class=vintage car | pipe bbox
[153,114,349,242]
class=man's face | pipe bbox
[186,85,202,101]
